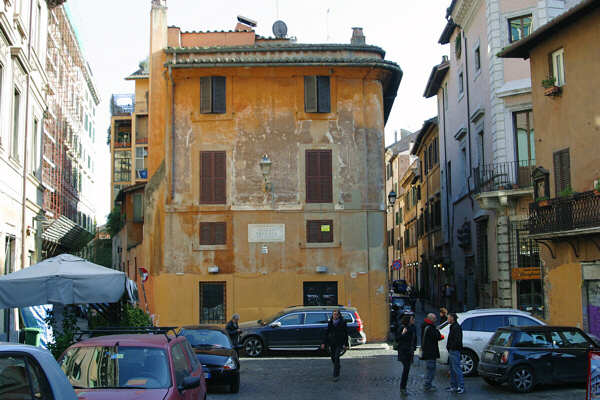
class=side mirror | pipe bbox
[270,322,281,328]
[178,376,200,392]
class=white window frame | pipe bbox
[552,48,566,86]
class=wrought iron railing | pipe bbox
[474,160,535,194]
[529,190,600,235]
[110,94,135,116]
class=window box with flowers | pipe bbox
[542,76,561,97]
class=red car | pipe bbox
[58,331,206,400]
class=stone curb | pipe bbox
[352,342,390,350]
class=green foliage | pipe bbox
[541,76,557,88]
[105,206,123,238]
[44,306,79,360]
[88,303,152,330]
[139,57,149,72]
[560,185,574,198]
[595,180,600,191]
[536,197,549,202]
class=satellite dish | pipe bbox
[272,20,288,38]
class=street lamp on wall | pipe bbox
[260,155,272,192]
[388,190,397,208]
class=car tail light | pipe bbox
[500,351,509,364]
[355,312,363,332]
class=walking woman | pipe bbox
[396,314,417,396]
[321,308,349,381]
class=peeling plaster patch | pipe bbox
[186,128,193,147]
[325,131,333,143]
[375,285,384,295]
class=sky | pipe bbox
[67,0,451,223]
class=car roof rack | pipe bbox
[80,326,179,342]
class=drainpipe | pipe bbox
[461,31,475,211]
[168,65,176,200]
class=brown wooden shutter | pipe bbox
[200,223,213,245]
[213,77,226,113]
[317,76,331,113]
[553,148,570,196]
[319,150,332,202]
[321,220,333,242]
[304,76,317,112]
[214,222,226,244]
[307,221,320,243]
[306,151,319,202]
[200,77,212,113]
[200,151,226,204]
[213,152,226,203]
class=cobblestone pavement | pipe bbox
[206,348,585,399]
[206,303,586,399]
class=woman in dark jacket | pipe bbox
[321,309,349,381]
[396,314,417,396]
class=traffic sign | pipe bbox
[139,267,149,283]
[392,260,402,270]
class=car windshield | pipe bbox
[59,346,171,389]
[181,329,232,349]
[489,330,513,347]
[261,311,287,325]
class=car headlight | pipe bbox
[223,356,237,370]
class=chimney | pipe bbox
[351,27,366,45]
[442,55,449,63]
[394,130,398,143]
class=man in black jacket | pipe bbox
[226,314,242,354]
[321,309,349,381]
[446,312,465,394]
[420,313,443,392]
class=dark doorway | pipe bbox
[303,281,338,306]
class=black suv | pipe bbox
[478,325,599,393]
[238,306,366,357]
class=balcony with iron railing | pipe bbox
[529,190,600,237]
[475,160,535,194]
[474,160,535,210]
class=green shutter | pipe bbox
[304,76,317,113]
[317,76,330,113]
[213,77,226,113]
[200,77,212,113]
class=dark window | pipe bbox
[277,313,302,326]
[476,220,489,283]
[200,151,226,204]
[553,148,570,197]
[303,281,338,306]
[307,220,333,243]
[509,15,533,43]
[304,312,329,325]
[199,282,226,323]
[171,343,191,387]
[482,315,505,332]
[474,46,481,71]
[13,88,20,160]
[306,150,332,203]
[461,317,474,331]
[113,150,132,182]
[200,76,226,113]
[200,222,226,245]
[515,331,551,348]
[471,317,483,332]
[304,76,330,113]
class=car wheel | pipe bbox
[508,365,536,393]
[460,349,478,377]
[229,373,240,393]
[243,337,264,357]
[483,377,503,386]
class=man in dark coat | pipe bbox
[321,308,349,381]
[446,312,465,394]
[420,313,444,391]
[226,314,242,354]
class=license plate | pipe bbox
[204,372,211,379]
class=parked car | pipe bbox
[58,331,206,399]
[179,325,240,393]
[390,294,414,332]
[0,342,78,399]
[390,279,408,294]
[239,305,366,357]
[437,308,546,376]
[478,325,599,393]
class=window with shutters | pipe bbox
[200,76,226,114]
[307,220,333,243]
[304,76,330,113]
[305,150,332,203]
[553,148,570,197]
[200,222,226,245]
[200,151,226,204]
[133,193,144,222]
[199,282,226,324]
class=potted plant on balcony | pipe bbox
[595,180,600,196]
[560,185,574,198]
[536,197,550,207]
[542,76,561,97]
